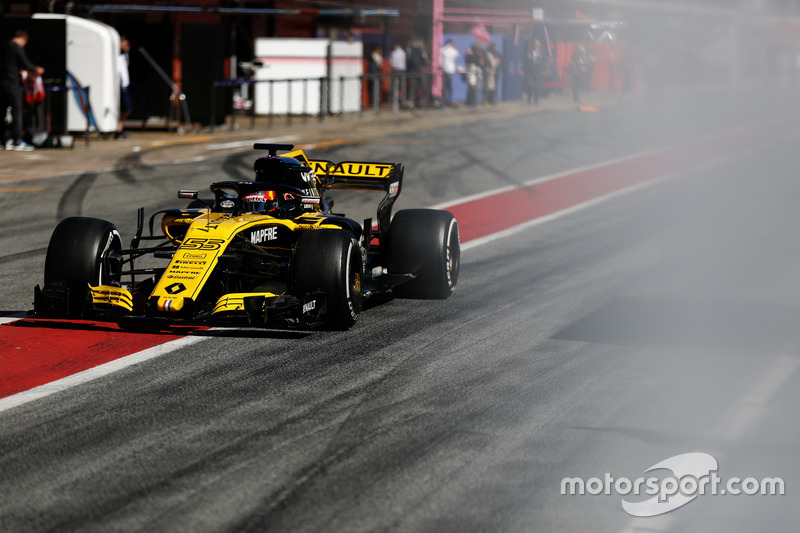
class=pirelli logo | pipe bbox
[308,160,393,179]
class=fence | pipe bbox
[210,72,435,132]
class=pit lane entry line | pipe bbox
[440,117,792,249]
[0,333,205,413]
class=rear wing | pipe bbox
[283,148,404,232]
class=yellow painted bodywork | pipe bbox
[285,149,394,180]
[151,211,340,313]
[212,292,280,315]
[90,284,134,312]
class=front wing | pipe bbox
[34,282,329,329]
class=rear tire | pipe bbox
[44,217,122,287]
[293,229,363,329]
[389,209,460,299]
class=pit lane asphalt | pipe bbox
[0,94,618,186]
[1,86,799,532]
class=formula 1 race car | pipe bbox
[33,144,460,329]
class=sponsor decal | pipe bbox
[293,167,318,190]
[243,191,275,203]
[339,163,393,178]
[164,282,187,295]
[250,226,278,244]
[180,238,225,250]
[302,300,316,314]
[309,161,329,175]
[182,252,207,260]
[309,160,393,179]
[301,197,321,205]
[220,200,235,209]
[389,181,400,196]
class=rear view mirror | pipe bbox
[178,190,198,200]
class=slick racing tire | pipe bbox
[389,209,460,299]
[293,229,363,329]
[44,217,123,287]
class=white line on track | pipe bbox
[0,335,206,414]
[430,148,663,211]
[460,150,739,253]
[460,177,668,252]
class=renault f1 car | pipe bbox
[33,143,460,329]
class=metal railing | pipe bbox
[209,72,435,132]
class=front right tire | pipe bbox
[292,229,363,329]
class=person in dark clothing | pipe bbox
[1,30,45,151]
[366,46,383,107]
[523,39,545,105]
[465,42,485,107]
[407,38,429,106]
[116,36,132,139]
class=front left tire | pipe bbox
[37,217,123,317]
[44,216,122,287]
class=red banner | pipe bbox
[470,23,491,45]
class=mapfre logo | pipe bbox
[250,226,278,244]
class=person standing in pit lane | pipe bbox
[440,39,460,107]
[116,36,132,140]
[1,29,45,151]
[390,42,408,106]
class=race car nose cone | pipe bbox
[157,296,185,313]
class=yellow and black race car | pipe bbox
[33,144,460,329]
